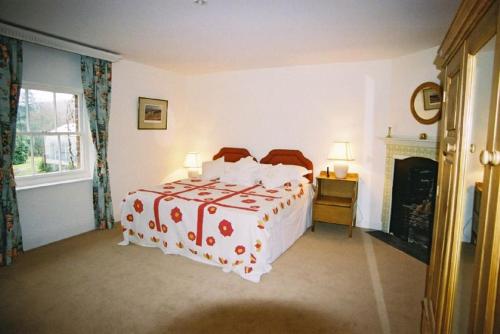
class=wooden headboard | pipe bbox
[212,147,255,162]
[260,149,313,183]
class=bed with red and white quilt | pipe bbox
[119,148,314,282]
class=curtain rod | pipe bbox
[0,21,122,62]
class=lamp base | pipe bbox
[187,169,200,178]
[333,163,349,179]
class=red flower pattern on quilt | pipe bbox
[188,231,196,241]
[208,206,217,214]
[242,199,256,204]
[198,192,211,196]
[161,224,168,233]
[133,199,144,213]
[218,220,234,237]
[235,245,245,255]
[171,207,182,223]
[206,236,216,246]
[126,214,134,222]
[148,220,155,229]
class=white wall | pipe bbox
[181,47,440,229]
[108,60,187,219]
[390,47,440,138]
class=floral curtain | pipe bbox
[0,36,23,266]
[80,56,114,229]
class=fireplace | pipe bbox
[389,157,438,259]
[375,136,439,263]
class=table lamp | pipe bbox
[184,152,201,178]
[327,142,354,179]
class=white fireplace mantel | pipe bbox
[380,136,440,232]
[381,136,439,148]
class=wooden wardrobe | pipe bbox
[422,0,500,333]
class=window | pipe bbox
[14,83,91,188]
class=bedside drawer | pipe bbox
[313,203,352,225]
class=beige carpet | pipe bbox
[0,224,425,333]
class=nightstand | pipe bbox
[312,171,358,237]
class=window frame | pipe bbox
[14,81,93,189]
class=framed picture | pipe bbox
[138,97,168,130]
[422,87,441,110]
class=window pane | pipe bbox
[16,88,28,132]
[33,135,60,174]
[60,135,81,171]
[56,93,79,132]
[28,90,56,132]
[13,135,33,176]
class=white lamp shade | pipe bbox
[328,142,354,161]
[183,152,201,168]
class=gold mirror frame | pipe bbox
[410,81,442,125]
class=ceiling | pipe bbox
[0,0,460,74]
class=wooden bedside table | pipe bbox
[312,171,358,237]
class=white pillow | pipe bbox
[201,157,225,179]
[280,164,311,181]
[220,157,260,186]
[259,164,311,189]
[259,164,290,189]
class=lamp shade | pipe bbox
[328,142,354,161]
[183,152,201,168]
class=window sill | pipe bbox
[16,176,93,191]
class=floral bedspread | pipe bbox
[119,178,307,282]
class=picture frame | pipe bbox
[138,97,168,130]
[422,87,441,111]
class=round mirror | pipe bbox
[410,82,442,124]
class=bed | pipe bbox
[119,147,314,282]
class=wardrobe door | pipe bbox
[472,5,500,332]
[452,33,496,333]
[423,46,467,334]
